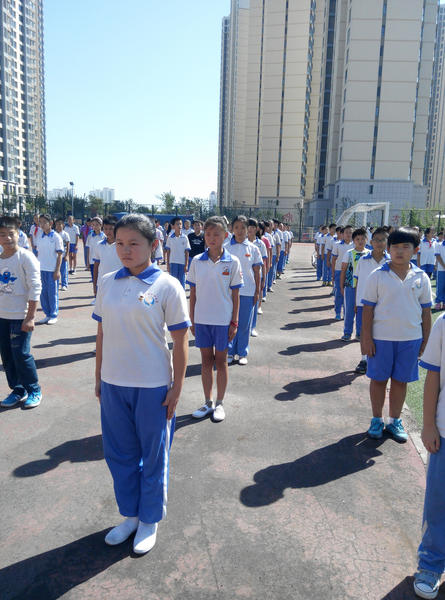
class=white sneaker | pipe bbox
[192,404,214,419]
[90,298,96,305]
[105,517,139,546]
[133,521,158,554]
[213,404,225,422]
[36,316,50,325]
[239,357,248,365]
[227,355,234,364]
[257,307,263,314]
[47,318,58,325]
[61,286,67,291]
[251,329,258,337]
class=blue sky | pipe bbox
[44,0,230,204]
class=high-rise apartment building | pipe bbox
[425,4,445,207]
[218,0,438,226]
[89,187,115,203]
[0,0,46,207]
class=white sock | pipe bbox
[388,417,395,424]
[105,516,139,545]
[362,355,367,361]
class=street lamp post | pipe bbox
[69,181,74,218]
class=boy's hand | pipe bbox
[53,270,60,281]
[422,423,440,454]
[361,337,375,357]
[184,264,188,273]
[419,340,427,357]
[228,324,238,341]
[95,380,101,403]
[162,387,181,420]
[21,318,35,332]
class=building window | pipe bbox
[369,185,374,194]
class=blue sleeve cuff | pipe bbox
[362,299,377,306]
[435,253,440,256]
[164,246,170,251]
[168,320,192,331]
[253,262,263,267]
[230,283,243,289]
[421,302,433,308]
[92,313,102,322]
[93,258,100,263]
[56,250,63,253]
[419,360,440,372]
[186,280,196,287]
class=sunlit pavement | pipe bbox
[0,246,431,599]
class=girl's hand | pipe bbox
[228,324,238,341]
[162,387,180,420]
[422,424,440,454]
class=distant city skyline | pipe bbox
[44,0,229,205]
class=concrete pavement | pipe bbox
[0,245,439,599]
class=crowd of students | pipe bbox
[2,210,445,596]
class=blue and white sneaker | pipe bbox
[23,391,42,409]
[341,334,351,341]
[385,418,408,443]
[413,569,441,599]
[335,314,342,321]
[1,391,27,408]
[367,417,384,439]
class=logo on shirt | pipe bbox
[138,290,158,307]
[245,253,251,258]
[222,268,230,276]
[0,270,16,294]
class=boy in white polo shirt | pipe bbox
[165,217,190,289]
[188,216,243,422]
[55,217,70,291]
[64,215,80,274]
[434,238,445,310]
[86,217,106,283]
[361,227,432,442]
[92,216,122,292]
[35,214,63,325]
[331,225,353,320]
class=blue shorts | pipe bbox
[69,243,78,253]
[195,323,229,352]
[367,338,422,383]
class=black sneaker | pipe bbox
[355,360,367,374]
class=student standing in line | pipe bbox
[187,219,206,269]
[259,221,272,306]
[28,214,41,256]
[93,214,190,554]
[92,216,122,291]
[418,227,436,279]
[0,216,42,409]
[55,218,70,291]
[35,214,63,325]
[86,217,105,302]
[323,223,336,286]
[227,215,262,365]
[165,218,190,289]
[434,237,445,310]
[80,219,91,268]
[188,216,242,422]
[247,218,267,337]
[64,215,80,274]
[361,227,432,443]
[331,225,353,321]
[340,227,368,341]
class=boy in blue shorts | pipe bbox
[361,227,432,442]
[188,216,243,422]
[35,214,64,325]
[340,227,369,341]
[413,314,445,598]
[165,217,190,288]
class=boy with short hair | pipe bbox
[188,216,243,422]
[322,223,336,286]
[340,227,369,341]
[35,214,63,325]
[418,227,436,279]
[353,227,389,374]
[361,227,432,442]
[55,217,70,291]
[187,219,205,269]
[165,217,190,288]
[412,315,445,598]
[0,216,42,408]
[64,215,80,274]
[92,215,122,292]
[331,225,353,321]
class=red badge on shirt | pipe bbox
[222,269,229,276]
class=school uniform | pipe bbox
[362,262,432,382]
[59,230,71,288]
[342,248,370,337]
[187,249,243,351]
[92,239,123,285]
[86,231,106,279]
[0,248,41,397]
[417,315,445,576]
[187,231,206,269]
[264,231,275,292]
[64,224,80,253]
[35,231,64,319]
[315,234,325,281]
[227,238,262,358]
[323,234,334,283]
[272,230,281,283]
[92,264,191,524]
[354,252,389,337]
[28,224,41,255]
[435,242,445,304]
[418,238,436,277]
[154,228,164,264]
[261,234,272,300]
[332,240,353,318]
[251,237,268,331]
[276,229,285,273]
[165,232,191,288]
[18,230,29,249]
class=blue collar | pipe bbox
[99,238,108,245]
[339,240,345,244]
[199,248,232,262]
[362,251,390,261]
[170,231,185,238]
[114,264,162,284]
[42,231,54,238]
[230,237,249,246]
[380,262,422,273]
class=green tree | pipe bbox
[158,191,176,213]
[87,195,105,217]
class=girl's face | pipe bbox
[115,227,152,273]
[233,220,248,241]
[247,225,257,238]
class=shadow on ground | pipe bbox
[279,339,346,356]
[291,294,332,301]
[275,371,360,400]
[1,529,131,600]
[13,435,103,477]
[35,351,95,369]
[34,335,96,349]
[381,576,445,599]
[240,433,385,507]
[281,317,337,330]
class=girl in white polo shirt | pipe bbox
[93,214,190,554]
[227,215,262,365]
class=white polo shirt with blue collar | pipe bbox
[419,314,445,437]
[435,241,445,271]
[86,231,106,265]
[92,239,122,282]
[228,238,262,297]
[93,264,191,388]
[186,248,243,325]
[164,232,190,265]
[418,238,436,266]
[361,262,433,341]
[332,240,353,271]
[253,237,268,261]
[35,230,64,271]
[354,251,389,308]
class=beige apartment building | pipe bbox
[218,0,438,226]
